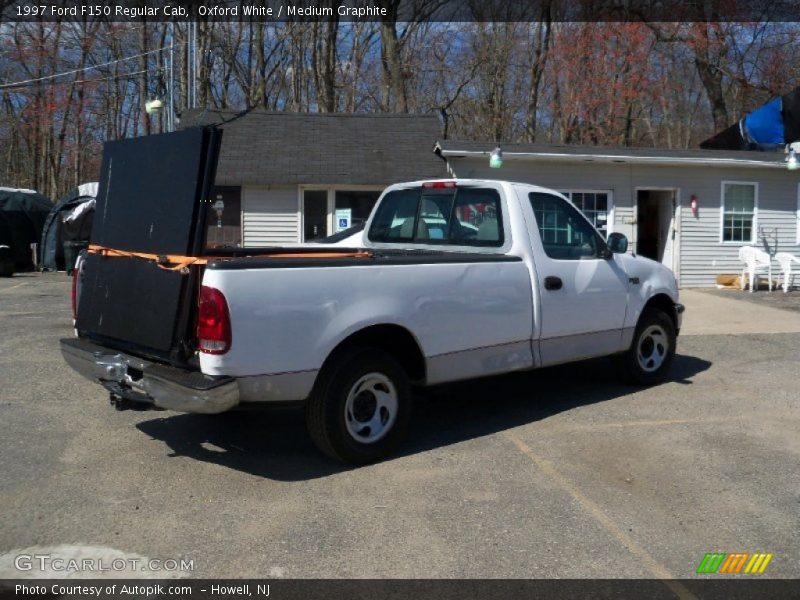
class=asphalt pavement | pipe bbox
[0,273,798,581]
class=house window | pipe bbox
[721,182,757,243]
[334,190,381,231]
[560,191,611,237]
[301,188,383,242]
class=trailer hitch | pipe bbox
[102,381,162,411]
[109,393,154,411]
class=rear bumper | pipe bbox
[60,338,239,414]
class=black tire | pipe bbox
[615,307,676,386]
[305,346,412,464]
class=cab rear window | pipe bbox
[368,186,504,247]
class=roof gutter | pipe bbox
[436,147,788,170]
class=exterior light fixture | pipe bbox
[213,198,225,228]
[787,148,798,171]
[489,146,503,169]
[690,194,699,216]
[145,99,164,115]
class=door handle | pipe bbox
[544,276,563,290]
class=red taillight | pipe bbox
[422,181,456,189]
[197,285,231,354]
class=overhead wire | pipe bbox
[1,67,157,90]
[0,42,183,90]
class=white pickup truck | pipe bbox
[61,129,683,464]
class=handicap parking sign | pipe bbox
[334,209,352,233]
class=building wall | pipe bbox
[448,158,800,287]
[241,185,299,246]
[678,169,799,287]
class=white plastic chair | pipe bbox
[775,252,800,293]
[738,246,773,292]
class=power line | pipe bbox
[0,67,158,90]
[0,42,183,90]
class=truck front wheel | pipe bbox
[305,347,412,464]
[616,307,676,385]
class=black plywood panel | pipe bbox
[78,127,219,361]
[699,122,746,150]
[92,128,216,256]
[76,253,188,353]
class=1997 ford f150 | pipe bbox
[61,128,683,463]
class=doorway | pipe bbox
[636,189,676,269]
[302,190,328,241]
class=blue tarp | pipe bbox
[701,86,800,150]
[743,97,784,146]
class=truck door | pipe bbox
[524,192,630,366]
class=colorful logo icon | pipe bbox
[696,552,773,574]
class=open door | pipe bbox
[636,189,676,270]
[76,127,221,366]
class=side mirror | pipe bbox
[607,232,628,254]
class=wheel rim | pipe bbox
[636,324,669,373]
[344,372,398,444]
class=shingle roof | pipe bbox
[436,139,787,166]
[179,109,446,185]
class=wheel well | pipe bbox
[323,325,426,383]
[643,293,678,331]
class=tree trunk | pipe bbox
[379,12,407,113]
[198,20,214,108]
[316,17,339,112]
[695,57,729,131]
[525,5,552,142]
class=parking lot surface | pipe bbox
[701,286,800,313]
[1,274,798,580]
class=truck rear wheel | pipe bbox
[616,307,676,385]
[305,347,412,464]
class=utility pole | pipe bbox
[167,21,175,131]
[186,21,197,110]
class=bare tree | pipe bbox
[377,0,447,113]
[311,3,339,112]
[2,17,800,195]
[525,1,552,142]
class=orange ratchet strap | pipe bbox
[87,244,372,272]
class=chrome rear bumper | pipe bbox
[60,338,239,414]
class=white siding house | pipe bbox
[179,110,446,248]
[178,110,800,288]
[436,141,800,288]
